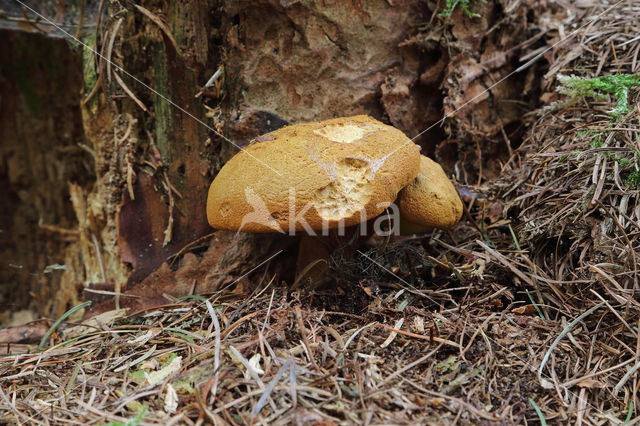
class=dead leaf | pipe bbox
[64,309,128,339]
[145,356,182,386]
[577,378,606,389]
[512,305,538,315]
[164,383,178,414]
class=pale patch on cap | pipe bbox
[313,158,373,220]
[313,124,367,143]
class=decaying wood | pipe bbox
[0,30,92,317]
[1,0,551,316]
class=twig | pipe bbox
[133,4,181,56]
[538,303,604,388]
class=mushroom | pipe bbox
[206,116,462,286]
[396,155,463,235]
[207,115,420,234]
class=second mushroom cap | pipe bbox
[396,155,463,233]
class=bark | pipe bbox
[82,0,439,315]
[1,0,547,317]
[0,30,93,316]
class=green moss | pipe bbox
[623,149,640,189]
[124,401,145,413]
[82,35,98,98]
[172,363,215,395]
[616,157,631,166]
[557,73,640,119]
[578,129,605,148]
[577,129,640,188]
[624,171,640,189]
[102,407,146,426]
[584,131,633,166]
[152,41,172,161]
[440,0,481,18]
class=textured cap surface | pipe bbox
[207,115,421,232]
[396,155,463,230]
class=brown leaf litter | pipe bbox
[2,1,640,424]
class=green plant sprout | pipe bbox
[440,0,481,18]
[556,73,640,119]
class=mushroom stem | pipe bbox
[295,234,333,287]
[294,222,374,287]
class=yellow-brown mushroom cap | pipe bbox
[396,155,463,232]
[207,115,421,233]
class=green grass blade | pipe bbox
[525,289,545,319]
[39,301,92,349]
[528,397,547,426]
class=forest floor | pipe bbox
[2,2,640,425]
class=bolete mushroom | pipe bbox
[396,155,463,235]
[206,115,462,285]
